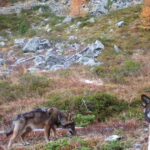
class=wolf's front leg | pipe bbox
[7,127,19,149]
[44,125,51,143]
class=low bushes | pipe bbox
[46,93,128,121]
[45,137,92,150]
[0,74,52,104]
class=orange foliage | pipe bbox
[141,0,150,29]
[70,0,88,17]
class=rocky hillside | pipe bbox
[0,0,150,150]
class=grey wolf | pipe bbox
[4,107,76,149]
[141,94,150,123]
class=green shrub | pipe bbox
[46,93,128,121]
[45,138,92,150]
[83,93,128,121]
[0,81,21,103]
[19,19,30,35]
[76,114,96,127]
[45,93,82,110]
[19,74,52,97]
[0,74,52,103]
[123,60,141,76]
[46,138,70,150]
[94,60,141,83]
[101,141,131,150]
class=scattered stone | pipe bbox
[76,21,82,28]
[23,37,51,53]
[48,64,65,71]
[14,57,35,65]
[144,127,149,133]
[0,36,7,42]
[63,16,74,24]
[89,40,105,51]
[87,17,95,23]
[34,55,45,67]
[45,24,52,32]
[116,21,125,27]
[0,58,5,66]
[28,67,40,73]
[46,52,65,67]
[69,36,78,41]
[105,135,122,142]
[114,45,121,53]
[38,0,49,2]
[134,143,142,150]
[71,43,80,51]
[14,38,27,47]
[87,40,104,57]
[78,57,100,66]
[0,42,5,47]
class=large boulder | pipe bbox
[23,37,51,53]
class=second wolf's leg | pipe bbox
[20,127,32,145]
[44,125,51,143]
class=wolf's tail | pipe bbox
[5,129,13,137]
[0,129,13,137]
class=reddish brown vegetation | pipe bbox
[70,0,88,17]
[141,0,150,29]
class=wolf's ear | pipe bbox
[141,94,150,107]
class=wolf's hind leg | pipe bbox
[20,127,32,146]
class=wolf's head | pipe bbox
[47,108,76,135]
[58,111,76,136]
[141,94,150,123]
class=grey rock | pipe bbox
[28,67,40,73]
[14,38,27,47]
[76,22,82,28]
[116,21,125,27]
[0,42,5,47]
[114,45,121,53]
[14,57,35,65]
[69,36,78,41]
[46,52,65,67]
[78,57,100,66]
[134,144,142,150]
[71,43,80,51]
[45,24,52,32]
[48,64,65,71]
[87,40,104,57]
[105,135,122,142]
[0,36,7,42]
[34,55,45,67]
[144,128,149,133]
[23,37,51,53]
[89,40,105,51]
[63,16,73,24]
[89,0,108,16]
[0,58,5,66]
[38,0,49,3]
[87,17,95,23]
